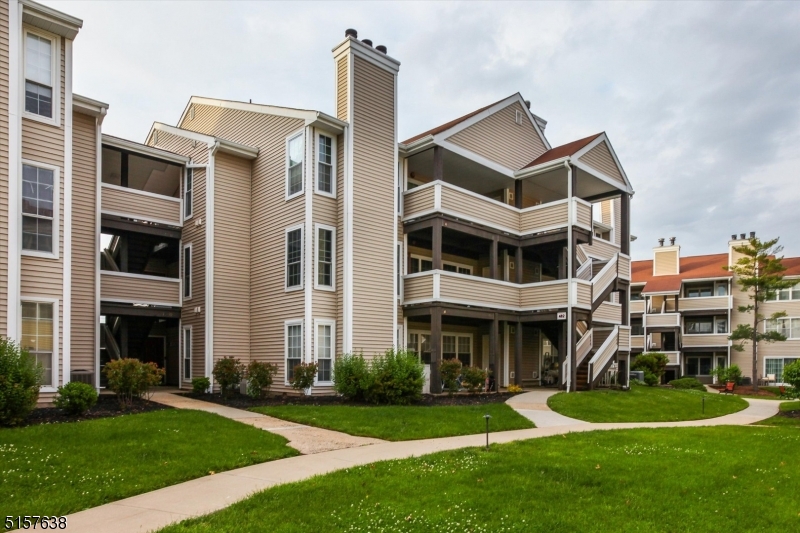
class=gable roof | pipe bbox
[145,123,259,160]
[522,133,602,168]
[401,98,505,145]
[632,253,732,294]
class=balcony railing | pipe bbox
[594,301,622,324]
[630,300,645,314]
[101,271,181,307]
[679,295,732,312]
[101,183,182,227]
[402,181,592,236]
[682,333,730,348]
[402,270,592,311]
[580,238,620,262]
[645,313,680,327]
[631,335,644,349]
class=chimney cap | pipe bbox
[524,100,531,109]
[750,231,756,238]
[376,45,387,54]
[740,233,746,240]
[731,234,737,240]
[345,28,357,38]
[669,237,676,245]
[362,38,373,47]
[658,238,665,246]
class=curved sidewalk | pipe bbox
[63,395,780,533]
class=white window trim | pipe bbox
[285,224,304,292]
[22,26,61,127]
[182,325,192,382]
[410,253,473,275]
[314,318,336,385]
[314,131,337,198]
[183,242,192,300]
[285,130,305,201]
[766,281,800,301]
[397,240,404,301]
[183,167,193,221]
[20,296,59,392]
[765,316,799,339]
[285,319,304,385]
[408,329,473,366]
[21,159,60,260]
[764,356,800,386]
[314,223,336,291]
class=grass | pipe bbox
[159,426,800,532]
[0,409,297,520]
[547,384,748,422]
[758,401,800,427]
[251,403,534,441]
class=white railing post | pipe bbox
[434,182,442,210]
[432,272,440,299]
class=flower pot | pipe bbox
[303,387,313,396]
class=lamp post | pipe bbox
[484,414,491,450]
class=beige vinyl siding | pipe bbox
[521,325,540,384]
[446,101,547,171]
[580,238,619,261]
[601,200,612,227]
[519,201,568,234]
[613,197,622,245]
[593,301,621,324]
[438,275,518,308]
[618,326,631,352]
[440,185,518,231]
[70,112,97,372]
[149,131,207,380]
[402,275,433,302]
[592,327,613,351]
[0,2,9,333]
[630,299,645,314]
[679,296,730,312]
[579,141,625,186]
[402,185,434,217]
[520,281,569,309]
[100,272,180,306]
[576,282,591,308]
[631,335,644,349]
[336,134,344,356]
[654,249,679,275]
[350,56,395,355]
[336,56,348,121]
[101,185,181,225]
[213,152,251,362]
[681,334,728,348]
[180,104,306,387]
[311,131,338,323]
[646,313,679,327]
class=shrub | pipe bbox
[507,384,523,394]
[104,358,165,408]
[365,349,424,405]
[712,364,743,385]
[783,360,800,390]
[212,357,245,398]
[191,377,210,395]
[0,338,43,426]
[289,362,318,392]
[246,361,277,399]
[632,352,669,386]
[333,353,371,401]
[53,382,97,415]
[462,366,487,393]
[669,377,706,391]
[440,358,463,394]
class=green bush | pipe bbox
[289,362,318,392]
[333,353,371,401]
[104,358,165,408]
[212,357,245,398]
[246,361,277,398]
[782,360,800,390]
[462,366,487,393]
[440,358,462,394]
[365,349,424,405]
[669,377,706,391]
[632,352,670,386]
[0,338,43,426]
[53,381,98,415]
[191,377,210,395]
[712,364,743,385]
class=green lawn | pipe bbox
[251,403,534,440]
[159,426,800,532]
[758,401,800,427]
[1,410,296,520]
[547,384,748,422]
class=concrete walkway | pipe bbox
[506,389,587,427]
[150,392,384,454]
[62,395,780,533]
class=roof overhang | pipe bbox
[73,94,108,121]
[147,123,259,161]
[102,134,190,165]
[21,0,82,40]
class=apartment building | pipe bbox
[630,234,800,384]
[1,1,635,398]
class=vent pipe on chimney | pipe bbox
[376,45,387,54]
[345,28,357,38]
[524,100,531,109]
[740,233,746,240]
[750,231,755,238]
[658,238,665,247]
[731,234,737,240]
[362,39,373,47]
[669,237,676,245]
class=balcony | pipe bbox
[631,335,644,349]
[403,270,591,311]
[580,237,620,261]
[402,181,592,237]
[645,313,680,328]
[101,184,182,227]
[630,299,645,314]
[101,271,181,307]
[679,295,732,312]
[682,333,730,348]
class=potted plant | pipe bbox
[289,362,318,396]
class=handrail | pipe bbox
[588,325,618,382]
[576,259,593,281]
[591,253,618,303]
[101,182,181,203]
[576,328,594,367]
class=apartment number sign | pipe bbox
[557,312,567,320]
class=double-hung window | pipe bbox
[22,163,55,254]
[766,317,800,339]
[317,134,334,195]
[21,301,54,387]
[315,320,335,383]
[286,321,303,381]
[182,327,192,381]
[316,225,334,289]
[768,283,800,301]
[24,31,55,120]
[443,334,472,366]
[685,317,713,334]
[286,133,304,198]
[286,226,303,289]
[184,168,193,219]
[183,244,192,299]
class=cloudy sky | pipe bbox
[47,1,800,260]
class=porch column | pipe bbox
[430,307,442,394]
[490,237,498,280]
[515,321,523,386]
[489,314,499,390]
[620,193,630,255]
[433,146,444,182]
[557,319,567,390]
[620,288,629,326]
[515,246,523,284]
[432,218,443,270]
[120,236,129,272]
[514,179,523,209]
[570,313,578,392]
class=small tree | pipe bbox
[781,359,800,391]
[212,357,245,398]
[727,236,795,392]
[631,352,669,386]
[289,362,318,393]
[440,358,462,395]
[246,361,277,399]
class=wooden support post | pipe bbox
[433,146,444,182]
[121,152,129,188]
[620,193,630,255]
[490,238,498,280]
[620,288,629,326]
[120,319,129,358]
[430,308,442,394]
[432,218,442,270]
[557,320,567,390]
[514,179,523,209]
[515,321,523,386]
[489,315,499,391]
[570,312,578,392]
[515,246,523,284]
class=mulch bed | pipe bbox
[17,395,170,428]
[709,385,778,397]
[183,391,520,409]
[778,408,800,419]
